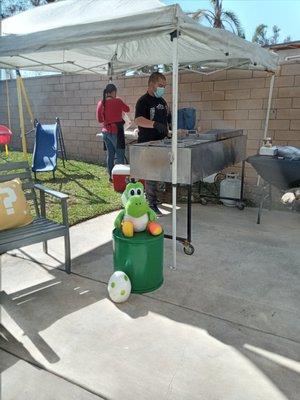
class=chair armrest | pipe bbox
[34,184,69,200]
[34,184,69,226]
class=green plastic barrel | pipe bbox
[113,228,164,293]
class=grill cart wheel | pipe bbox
[183,243,195,256]
[236,202,245,210]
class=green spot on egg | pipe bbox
[111,282,115,288]
[124,275,128,281]
[121,289,126,296]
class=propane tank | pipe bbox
[220,173,241,206]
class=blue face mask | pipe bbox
[154,87,165,98]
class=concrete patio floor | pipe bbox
[1,204,299,400]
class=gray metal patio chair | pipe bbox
[0,161,71,273]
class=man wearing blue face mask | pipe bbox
[135,72,171,215]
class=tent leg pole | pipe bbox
[263,74,275,140]
[5,71,11,157]
[5,71,12,130]
[16,71,28,161]
[257,74,275,186]
[170,30,179,270]
[19,74,34,126]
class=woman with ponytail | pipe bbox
[96,83,130,181]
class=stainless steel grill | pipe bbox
[129,129,247,255]
[130,129,247,185]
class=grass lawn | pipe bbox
[0,151,122,226]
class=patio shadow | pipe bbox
[0,266,107,365]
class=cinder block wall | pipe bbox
[0,62,299,185]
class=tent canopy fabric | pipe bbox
[0,0,278,75]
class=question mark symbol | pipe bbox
[0,187,17,215]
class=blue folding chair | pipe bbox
[32,117,67,179]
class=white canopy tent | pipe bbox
[1,0,277,74]
[0,0,278,268]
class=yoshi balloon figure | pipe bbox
[115,180,163,237]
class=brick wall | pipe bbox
[0,61,299,185]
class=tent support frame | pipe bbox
[19,74,34,125]
[5,71,11,156]
[16,70,28,160]
[16,69,35,160]
[17,55,66,73]
[170,29,179,270]
[257,73,275,186]
[263,74,275,141]
[178,60,250,75]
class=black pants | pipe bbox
[145,180,158,206]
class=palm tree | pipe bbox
[30,0,56,5]
[252,24,291,46]
[188,0,245,38]
[1,0,57,18]
[252,24,269,45]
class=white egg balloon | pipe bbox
[108,271,131,303]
